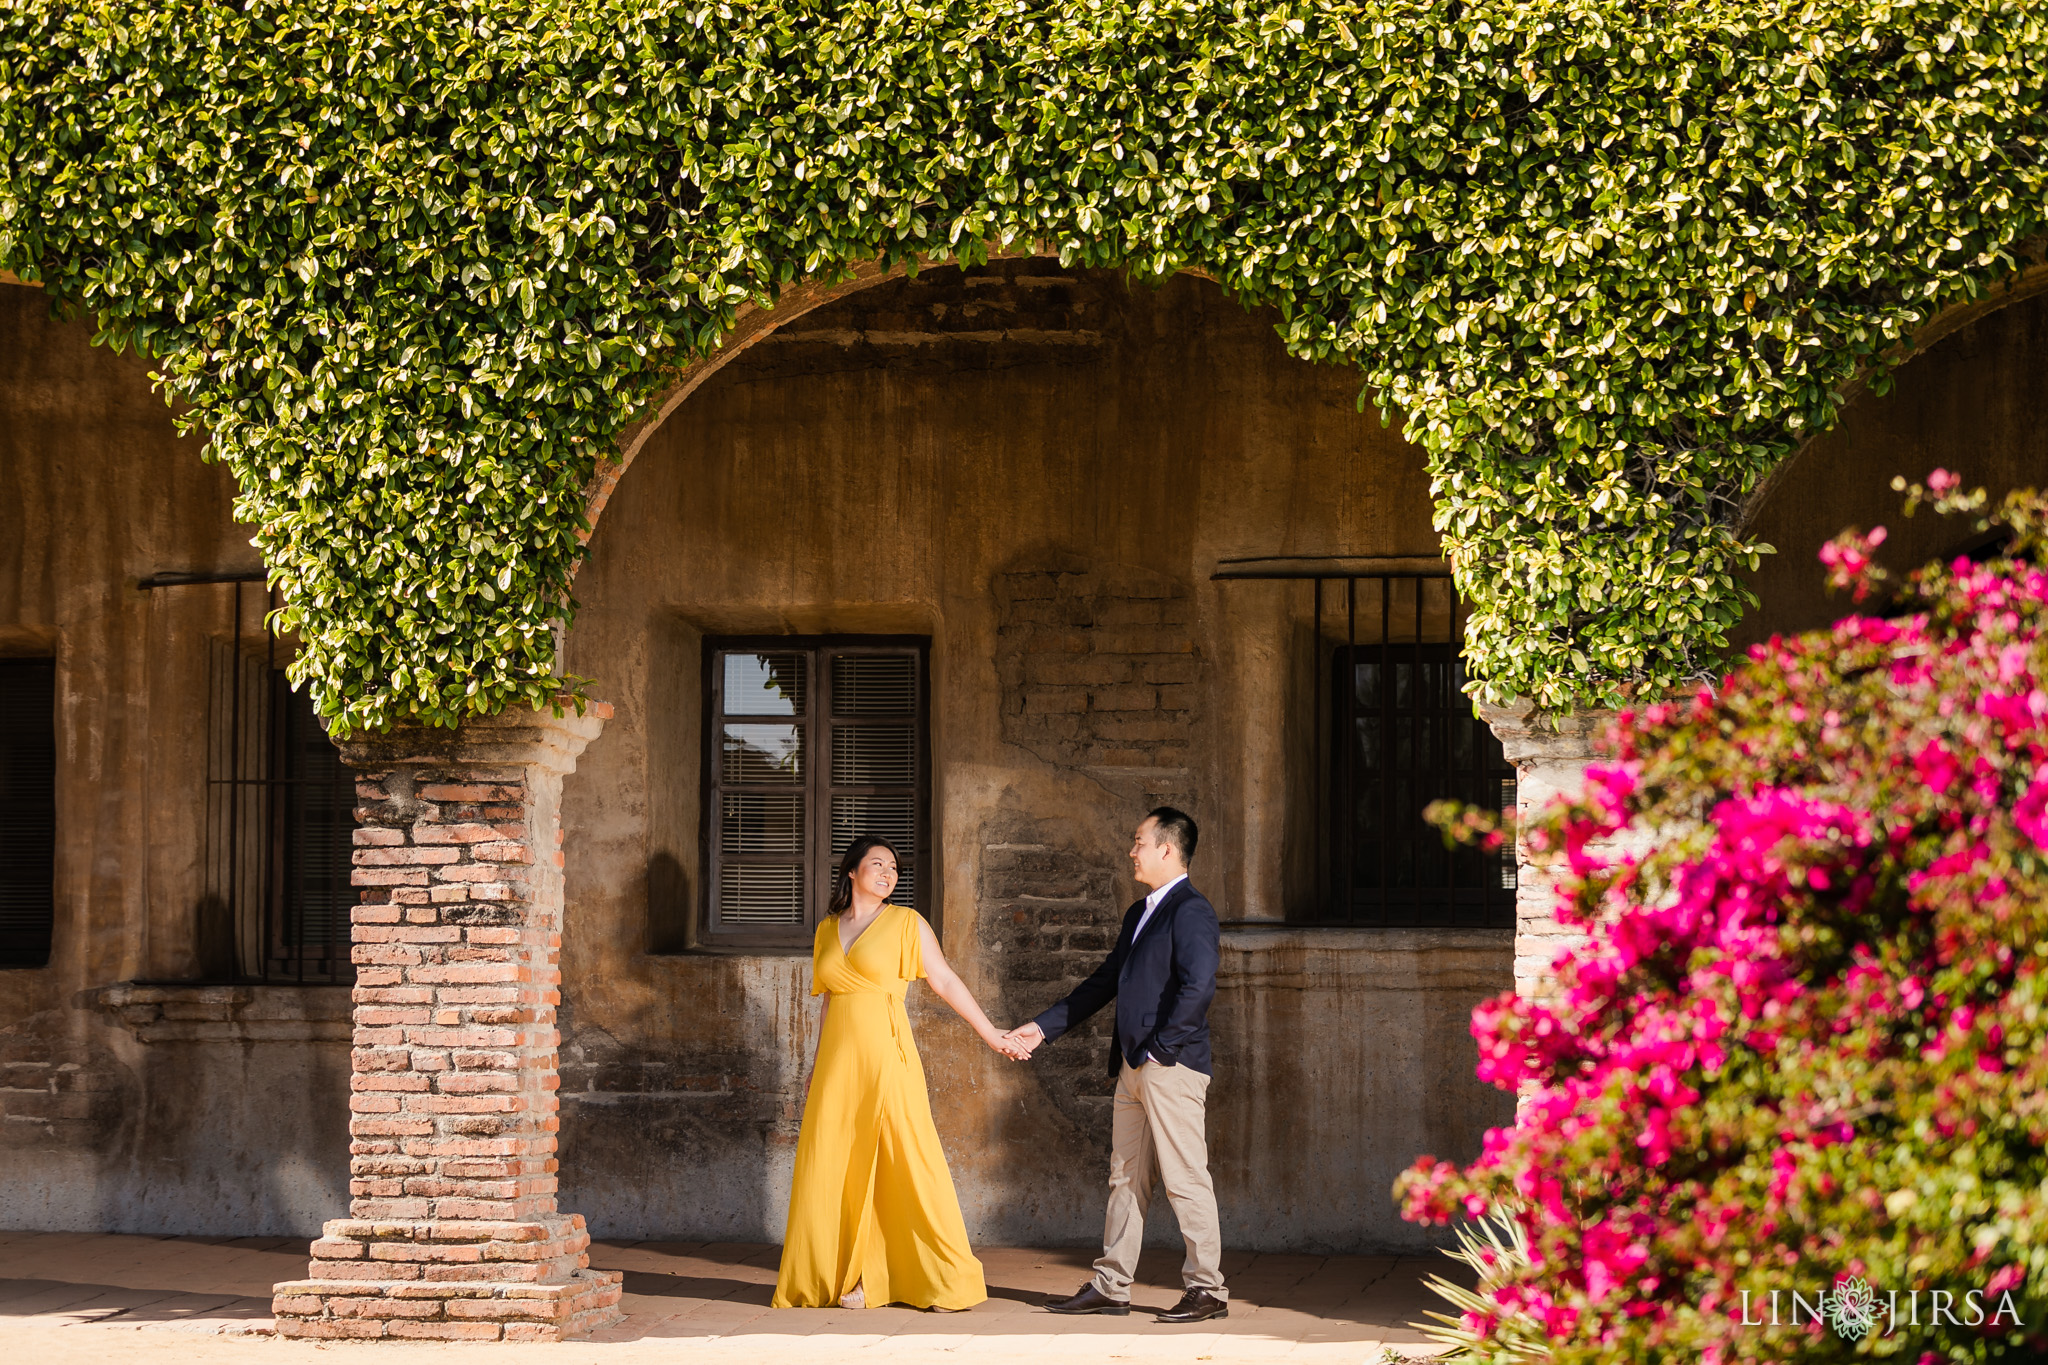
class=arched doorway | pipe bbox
[551,258,1514,1255]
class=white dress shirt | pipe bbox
[1133,873,1186,943]
[1131,873,1187,1064]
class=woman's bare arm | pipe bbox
[803,994,829,1100]
[917,916,1026,1057]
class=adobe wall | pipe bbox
[0,285,350,1233]
[558,263,1515,1253]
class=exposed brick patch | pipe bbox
[975,816,1123,1147]
[995,563,1202,770]
[272,707,622,1341]
[983,562,1205,1143]
[560,1019,768,1102]
[734,260,1112,379]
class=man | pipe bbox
[1003,806,1226,1324]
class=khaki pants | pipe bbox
[1091,1060,1226,1302]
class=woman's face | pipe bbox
[854,847,899,902]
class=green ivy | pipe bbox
[3,0,2043,731]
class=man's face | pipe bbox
[1129,817,1181,890]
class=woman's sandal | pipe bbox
[838,1283,866,1310]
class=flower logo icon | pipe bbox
[1826,1276,1881,1340]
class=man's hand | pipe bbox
[1002,1022,1045,1058]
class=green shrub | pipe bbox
[5,2,2047,728]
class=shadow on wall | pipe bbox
[645,853,691,956]
[1207,928,1516,1256]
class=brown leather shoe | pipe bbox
[1155,1289,1228,1323]
[1044,1282,1130,1315]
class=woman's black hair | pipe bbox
[827,835,902,915]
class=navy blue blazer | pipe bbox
[1031,879,1220,1077]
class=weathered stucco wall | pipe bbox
[1737,288,2048,647]
[557,263,1514,1253]
[0,285,350,1233]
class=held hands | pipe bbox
[985,1027,1032,1061]
[995,1022,1044,1060]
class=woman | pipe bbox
[772,835,1019,1312]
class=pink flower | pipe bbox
[1912,741,1961,794]
[1397,524,2048,1360]
[1820,525,1889,601]
[2016,778,2048,849]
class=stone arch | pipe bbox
[575,249,1228,547]
[546,258,1485,1253]
[1738,250,2048,534]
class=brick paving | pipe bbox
[2,1229,1458,1362]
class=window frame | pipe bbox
[699,635,934,951]
[1325,639,1517,929]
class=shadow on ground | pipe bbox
[0,1229,1463,1352]
[587,1240,1460,1346]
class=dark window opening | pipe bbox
[1326,639,1516,928]
[702,638,930,949]
[1314,576,1516,928]
[202,587,356,984]
[0,659,57,968]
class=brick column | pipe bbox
[271,706,624,1341]
[1476,701,1632,1000]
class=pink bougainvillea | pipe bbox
[1400,480,2048,1363]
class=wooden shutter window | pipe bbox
[703,639,929,947]
[711,651,809,931]
[0,658,57,968]
[825,651,920,911]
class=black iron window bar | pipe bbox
[143,572,357,984]
[1214,558,1518,929]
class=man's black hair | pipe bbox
[1146,806,1198,865]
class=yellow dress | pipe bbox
[772,903,988,1310]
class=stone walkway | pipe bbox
[2,1229,1459,1363]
